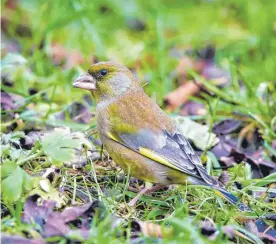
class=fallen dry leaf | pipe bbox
[54,101,93,124]
[164,82,200,111]
[1,235,46,244]
[213,119,243,135]
[180,101,206,116]
[131,220,173,239]
[22,196,106,238]
[50,43,96,69]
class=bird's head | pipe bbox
[72,61,139,102]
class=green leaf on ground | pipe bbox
[1,162,33,203]
[41,127,90,163]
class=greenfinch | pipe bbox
[73,61,249,211]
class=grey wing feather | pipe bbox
[112,128,218,186]
[173,130,218,186]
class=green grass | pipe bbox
[1,0,276,243]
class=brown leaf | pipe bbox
[201,61,230,87]
[131,220,172,238]
[176,56,197,83]
[54,101,93,124]
[50,43,95,69]
[213,119,243,135]
[23,195,56,227]
[180,101,206,116]
[211,134,275,178]
[164,82,200,111]
[23,196,105,238]
[1,235,46,244]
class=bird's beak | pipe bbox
[72,73,96,90]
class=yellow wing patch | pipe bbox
[107,132,181,171]
[214,190,224,198]
[107,131,120,142]
[139,147,180,171]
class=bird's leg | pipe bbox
[100,144,104,161]
[128,183,165,207]
[128,187,149,207]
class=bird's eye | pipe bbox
[100,69,108,76]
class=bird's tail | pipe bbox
[213,186,251,212]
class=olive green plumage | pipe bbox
[72,61,250,211]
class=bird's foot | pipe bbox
[128,184,166,207]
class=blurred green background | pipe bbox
[1,0,276,133]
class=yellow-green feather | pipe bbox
[139,147,180,171]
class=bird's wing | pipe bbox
[103,88,218,186]
[106,128,218,186]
